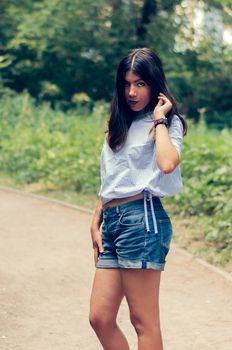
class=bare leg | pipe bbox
[89,268,130,350]
[121,269,163,350]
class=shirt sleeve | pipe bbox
[168,115,184,156]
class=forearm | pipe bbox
[155,124,180,174]
[91,200,103,229]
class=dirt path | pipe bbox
[0,188,232,350]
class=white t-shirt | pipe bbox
[99,112,184,205]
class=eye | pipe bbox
[137,81,145,87]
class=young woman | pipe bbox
[89,48,187,350]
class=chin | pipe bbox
[133,107,147,114]
[131,107,141,112]
[130,105,143,112]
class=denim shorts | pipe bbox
[96,192,173,271]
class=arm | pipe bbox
[153,93,181,174]
[90,199,104,265]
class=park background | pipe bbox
[0,0,231,270]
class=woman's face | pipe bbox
[124,70,151,112]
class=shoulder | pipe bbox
[169,114,184,135]
[170,114,183,126]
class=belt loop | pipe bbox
[116,206,120,214]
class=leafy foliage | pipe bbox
[0,92,231,264]
[0,0,231,127]
[0,91,106,192]
[166,120,232,264]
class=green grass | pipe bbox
[0,91,231,270]
[165,120,232,267]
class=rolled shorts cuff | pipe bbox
[96,257,165,271]
[118,258,165,271]
[96,258,120,269]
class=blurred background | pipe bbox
[0,0,231,269]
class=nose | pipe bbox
[129,85,137,97]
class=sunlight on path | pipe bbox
[0,189,231,350]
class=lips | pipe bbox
[128,100,139,106]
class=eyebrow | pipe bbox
[124,78,144,83]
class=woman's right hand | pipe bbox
[90,225,104,266]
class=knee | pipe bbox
[89,312,115,332]
[130,313,160,336]
[130,313,144,335]
[89,312,101,331]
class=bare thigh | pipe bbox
[121,269,162,328]
[89,269,124,324]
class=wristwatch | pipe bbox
[154,117,168,128]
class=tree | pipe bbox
[0,0,231,127]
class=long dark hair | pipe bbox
[108,48,187,151]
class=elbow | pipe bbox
[162,165,176,174]
[158,160,179,174]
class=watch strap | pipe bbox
[154,117,168,128]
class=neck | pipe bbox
[132,109,153,120]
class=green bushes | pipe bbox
[0,92,231,264]
[0,92,107,192]
[166,121,232,264]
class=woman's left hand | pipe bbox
[153,93,172,120]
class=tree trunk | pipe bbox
[137,0,157,41]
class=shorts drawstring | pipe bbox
[143,189,158,234]
[144,194,149,232]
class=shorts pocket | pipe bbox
[119,211,144,227]
[159,218,173,249]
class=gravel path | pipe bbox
[0,189,232,350]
